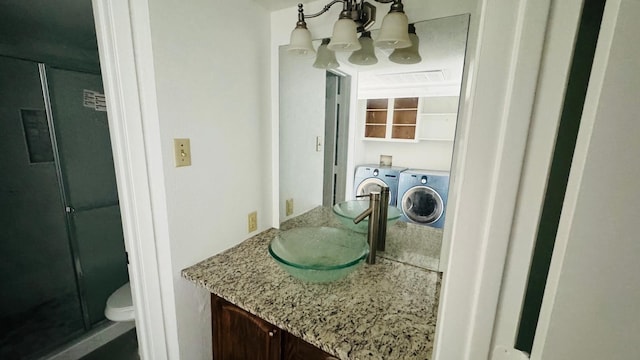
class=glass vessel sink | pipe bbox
[332,200,402,233]
[268,227,368,283]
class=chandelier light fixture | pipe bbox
[287,0,415,68]
[373,0,411,49]
[389,23,422,64]
[314,38,341,69]
[348,31,378,65]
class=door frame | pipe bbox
[434,0,552,358]
[488,0,587,357]
[91,1,171,359]
[323,71,351,206]
[532,0,640,357]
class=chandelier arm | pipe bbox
[304,0,348,19]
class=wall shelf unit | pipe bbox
[363,96,459,142]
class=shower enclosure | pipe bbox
[0,56,128,359]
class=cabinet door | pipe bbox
[363,98,419,141]
[212,295,281,360]
[283,331,337,360]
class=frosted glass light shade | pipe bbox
[348,34,378,65]
[327,18,361,51]
[288,26,315,56]
[389,33,421,64]
[313,41,340,69]
[374,12,411,49]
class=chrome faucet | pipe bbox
[353,186,390,264]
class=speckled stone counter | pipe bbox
[182,214,442,360]
[282,206,443,271]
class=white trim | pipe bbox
[531,0,625,356]
[492,346,530,360]
[270,11,280,228]
[489,0,584,354]
[92,1,170,359]
[434,0,550,358]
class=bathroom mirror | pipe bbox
[279,14,470,271]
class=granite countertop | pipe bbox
[182,208,442,360]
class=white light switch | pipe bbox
[316,136,323,152]
[174,138,191,167]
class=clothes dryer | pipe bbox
[353,165,407,206]
[397,169,450,229]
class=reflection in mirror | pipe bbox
[279,14,470,271]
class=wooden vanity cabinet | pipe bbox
[282,331,337,360]
[211,294,336,360]
[212,294,281,359]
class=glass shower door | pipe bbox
[44,67,128,327]
[0,57,85,360]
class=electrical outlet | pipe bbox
[380,154,392,167]
[248,211,257,233]
[174,138,191,167]
[286,199,294,216]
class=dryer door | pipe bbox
[401,186,444,224]
[356,178,390,201]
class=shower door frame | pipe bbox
[38,64,93,331]
[39,64,130,333]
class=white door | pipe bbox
[532,0,640,359]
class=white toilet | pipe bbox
[105,282,135,322]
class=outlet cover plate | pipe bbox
[286,199,294,216]
[248,211,257,233]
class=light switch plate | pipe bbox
[174,138,191,167]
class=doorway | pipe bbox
[322,71,351,206]
[0,56,129,359]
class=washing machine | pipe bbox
[353,165,407,206]
[397,169,450,229]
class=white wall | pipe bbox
[278,46,325,219]
[533,0,640,358]
[140,0,271,358]
[354,138,455,171]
